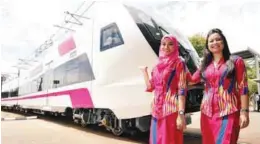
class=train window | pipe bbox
[137,13,162,40]
[64,59,80,85]
[10,88,18,97]
[100,23,124,51]
[77,54,95,82]
[52,53,95,88]
[159,26,169,36]
[15,54,95,93]
[65,68,79,84]
[53,64,66,88]
[124,5,162,41]
[1,91,9,98]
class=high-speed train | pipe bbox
[1,1,203,135]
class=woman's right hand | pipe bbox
[177,114,187,131]
[139,66,148,73]
[139,66,153,92]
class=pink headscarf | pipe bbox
[156,34,180,71]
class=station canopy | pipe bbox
[232,47,260,59]
[233,47,260,83]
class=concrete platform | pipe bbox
[1,115,144,144]
[1,111,202,144]
[188,110,260,144]
[1,111,37,121]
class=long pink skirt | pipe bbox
[149,112,183,144]
[201,111,240,144]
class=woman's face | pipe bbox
[160,38,174,56]
[208,33,224,54]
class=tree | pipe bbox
[248,79,257,97]
[189,34,206,57]
[245,62,258,96]
[246,63,256,79]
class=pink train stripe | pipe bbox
[1,88,93,108]
[58,36,76,56]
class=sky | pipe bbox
[1,0,260,76]
[138,0,260,51]
[0,0,82,75]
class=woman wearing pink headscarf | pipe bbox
[140,34,187,144]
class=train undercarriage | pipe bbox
[71,108,150,136]
[1,105,151,136]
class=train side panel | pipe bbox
[88,2,157,119]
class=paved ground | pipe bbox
[1,111,25,119]
[1,111,144,144]
[188,110,260,144]
[1,111,201,144]
[2,110,259,144]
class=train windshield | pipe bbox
[125,5,200,73]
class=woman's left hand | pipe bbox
[176,114,186,131]
[240,112,250,129]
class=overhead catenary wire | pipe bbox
[4,1,93,84]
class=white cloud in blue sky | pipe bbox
[1,0,260,74]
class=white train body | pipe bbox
[1,1,203,135]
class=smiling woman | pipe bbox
[187,28,250,144]
[208,33,224,55]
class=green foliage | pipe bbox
[246,63,256,79]
[248,79,257,97]
[246,62,257,96]
[188,34,206,57]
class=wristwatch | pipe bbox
[179,110,185,115]
[240,108,249,113]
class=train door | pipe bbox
[43,60,53,110]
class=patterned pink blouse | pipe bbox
[146,58,188,119]
[187,56,249,117]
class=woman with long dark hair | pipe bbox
[187,28,250,144]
